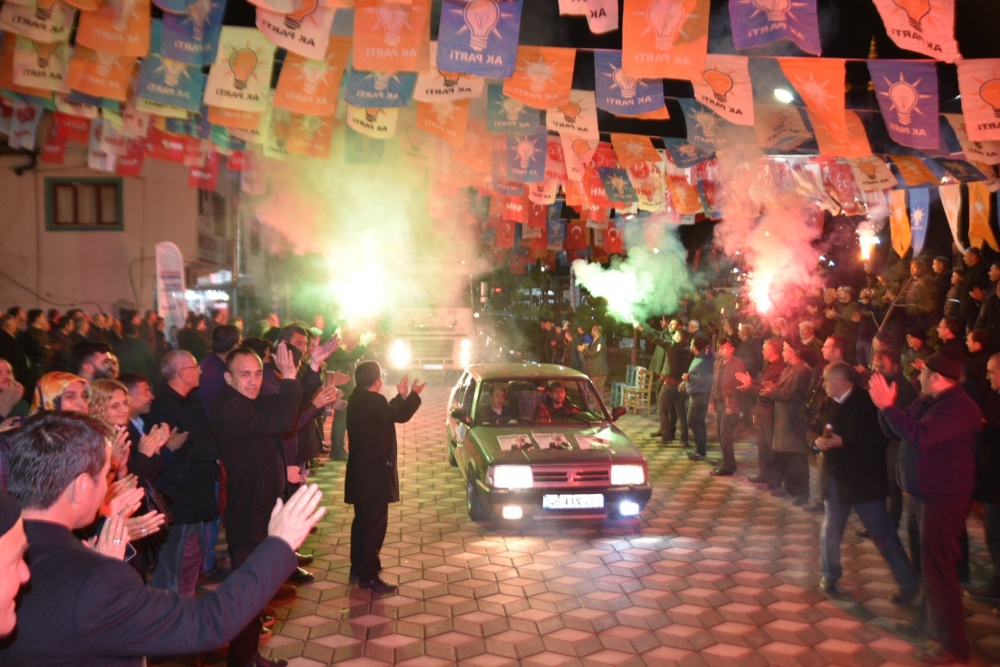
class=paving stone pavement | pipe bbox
[155,385,1000,667]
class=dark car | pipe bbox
[446,363,652,522]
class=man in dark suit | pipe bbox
[710,337,745,476]
[345,361,424,592]
[579,325,609,395]
[813,361,919,602]
[0,410,325,667]
[0,490,29,638]
[211,339,334,667]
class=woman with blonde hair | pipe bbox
[89,379,170,480]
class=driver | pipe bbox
[533,382,580,423]
[478,383,519,421]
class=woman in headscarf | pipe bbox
[30,371,90,414]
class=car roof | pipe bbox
[465,363,590,381]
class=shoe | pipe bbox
[687,452,705,461]
[793,496,809,506]
[253,653,288,667]
[889,587,920,606]
[296,552,314,566]
[915,646,969,665]
[651,430,663,437]
[271,583,297,602]
[681,441,691,448]
[289,567,315,584]
[710,467,735,476]
[259,625,272,642]
[747,476,770,484]
[349,566,360,582]
[261,613,276,629]
[804,501,824,513]
[770,489,790,498]
[358,578,398,593]
[895,620,930,640]
[819,577,840,594]
[855,529,870,538]
[966,586,1000,603]
[330,452,349,462]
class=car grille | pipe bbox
[532,467,610,486]
[410,338,455,362]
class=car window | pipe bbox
[462,379,477,414]
[472,378,609,425]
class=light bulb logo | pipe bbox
[750,0,791,22]
[34,0,59,21]
[375,1,410,46]
[433,101,455,124]
[161,57,187,86]
[610,66,640,99]
[462,0,500,52]
[33,41,60,69]
[980,79,1000,119]
[764,110,787,131]
[186,0,213,41]
[301,114,323,140]
[523,58,553,93]
[465,132,481,152]
[887,78,918,125]
[572,137,592,159]
[515,136,537,168]
[272,115,291,147]
[299,59,328,94]
[438,70,463,87]
[95,52,118,77]
[109,0,137,31]
[364,107,382,122]
[608,175,627,197]
[558,100,581,123]
[703,69,733,103]
[404,124,425,150]
[228,48,258,90]
[501,96,523,121]
[645,0,686,51]
[892,0,930,32]
[858,159,878,179]
[372,70,395,91]
[695,110,717,137]
[285,0,318,31]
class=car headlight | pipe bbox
[611,464,645,485]
[389,340,410,369]
[460,338,472,350]
[491,465,533,489]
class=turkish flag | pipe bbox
[604,226,624,254]
[496,221,516,249]
[227,151,245,172]
[565,221,588,250]
[527,202,548,229]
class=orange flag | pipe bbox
[66,46,135,101]
[416,99,469,148]
[75,0,151,57]
[692,54,753,127]
[610,133,659,168]
[208,106,261,131]
[454,118,491,172]
[956,59,1000,143]
[287,113,335,158]
[0,34,52,99]
[779,57,848,144]
[621,0,708,81]
[502,46,576,109]
[888,189,911,257]
[890,155,937,187]
[273,36,351,116]
[968,181,999,251]
[352,0,429,72]
[811,109,871,159]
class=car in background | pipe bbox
[446,363,652,522]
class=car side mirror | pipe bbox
[611,406,627,421]
[450,408,471,425]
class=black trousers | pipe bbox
[907,497,970,657]
[351,502,389,580]
[774,451,809,499]
[227,542,262,667]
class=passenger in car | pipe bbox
[533,383,580,423]
[477,383,520,422]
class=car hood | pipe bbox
[471,423,643,465]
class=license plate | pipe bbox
[542,494,604,509]
[421,364,444,370]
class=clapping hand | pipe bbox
[734,371,752,390]
[0,381,23,418]
[111,427,131,476]
[308,335,341,371]
[397,375,410,398]
[87,515,129,561]
[868,372,898,410]
[165,427,189,452]
[412,379,427,395]
[311,386,341,409]
[104,483,144,520]
[124,511,166,540]
[268,484,326,552]
[137,423,171,457]
[329,371,351,386]
[274,341,297,379]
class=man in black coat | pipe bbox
[211,342,309,667]
[345,362,423,592]
[0,315,30,392]
[146,350,219,597]
[871,348,918,530]
[813,362,919,601]
[969,352,1000,603]
[0,410,326,667]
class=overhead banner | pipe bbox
[691,54,754,126]
[162,0,227,66]
[969,181,999,251]
[661,136,712,168]
[13,37,70,93]
[505,127,546,183]
[546,88,598,139]
[780,57,847,144]
[203,26,276,112]
[811,109,871,159]
[353,0,430,71]
[273,36,351,116]
[76,0,151,57]
[868,60,939,150]
[938,183,964,252]
[621,0,709,81]
[413,41,485,102]
[0,1,76,44]
[728,0,820,54]
[888,189,911,257]
[891,155,937,186]
[848,156,898,191]
[610,133,659,167]
[593,50,665,117]
[436,0,523,79]
[66,47,135,101]
[909,187,929,256]
[486,82,541,133]
[956,59,1000,142]
[255,4,335,60]
[872,0,961,64]
[155,242,187,347]
[678,98,754,151]
[502,46,575,109]
[944,113,1000,165]
[347,104,399,139]
[345,68,416,108]
[753,104,811,149]
[416,98,469,146]
[585,0,618,34]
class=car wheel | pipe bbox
[448,440,457,467]
[466,467,491,522]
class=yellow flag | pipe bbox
[888,189,911,257]
[968,182,999,252]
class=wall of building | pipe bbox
[0,147,200,315]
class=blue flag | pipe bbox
[436,0,523,79]
[909,188,929,256]
[137,21,206,113]
[661,137,713,168]
[593,50,664,116]
[162,0,226,67]
[345,68,416,109]
[598,167,639,204]
[867,60,939,151]
[486,83,541,133]
[506,128,546,183]
[677,98,754,151]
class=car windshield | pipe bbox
[472,378,610,426]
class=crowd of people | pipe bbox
[0,304,415,667]
[620,248,1000,666]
